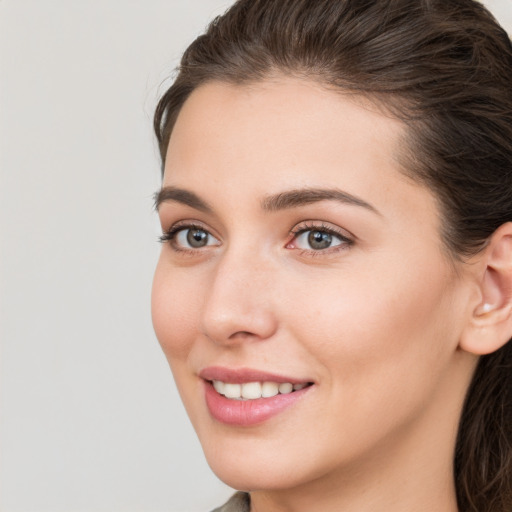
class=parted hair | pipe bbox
[154,1,512,510]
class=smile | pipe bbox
[200,367,314,426]
[212,380,309,400]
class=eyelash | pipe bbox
[158,223,215,254]
[159,223,201,242]
[288,222,354,254]
[159,221,354,255]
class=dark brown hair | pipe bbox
[154,1,512,510]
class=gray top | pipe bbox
[211,492,250,512]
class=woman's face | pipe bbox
[152,78,476,492]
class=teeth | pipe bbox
[278,383,293,394]
[213,380,225,394]
[212,380,309,400]
[241,382,262,399]
[262,381,279,398]
[223,383,242,399]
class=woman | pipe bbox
[151,1,512,511]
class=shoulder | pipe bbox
[211,492,250,512]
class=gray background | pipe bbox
[1,1,510,511]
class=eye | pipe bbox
[176,227,212,248]
[287,223,353,252]
[295,230,341,250]
[160,225,220,251]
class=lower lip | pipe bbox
[204,381,312,426]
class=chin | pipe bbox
[199,434,280,489]
[207,456,303,492]
[198,427,332,493]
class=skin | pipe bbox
[152,78,483,512]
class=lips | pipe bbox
[199,367,314,426]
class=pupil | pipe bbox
[308,230,332,250]
[187,229,208,247]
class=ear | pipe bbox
[459,222,512,355]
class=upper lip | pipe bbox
[199,366,312,385]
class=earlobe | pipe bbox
[460,222,512,356]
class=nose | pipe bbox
[200,249,278,345]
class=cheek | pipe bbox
[277,257,462,457]
[287,251,459,388]
[151,258,200,360]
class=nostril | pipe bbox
[228,331,256,339]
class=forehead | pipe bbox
[166,78,404,174]
[163,79,431,218]
[165,78,407,187]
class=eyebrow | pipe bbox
[154,186,213,213]
[154,186,380,216]
[261,188,381,215]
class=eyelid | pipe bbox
[159,221,221,251]
[287,221,354,252]
[289,220,354,239]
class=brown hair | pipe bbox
[154,1,512,510]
